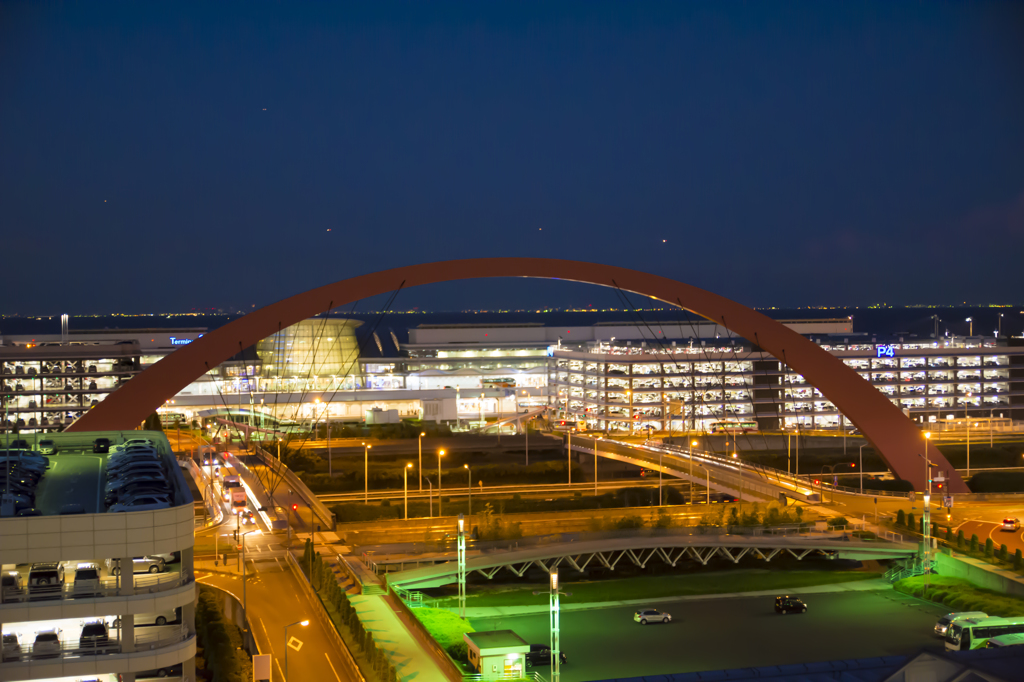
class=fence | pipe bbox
[2,570,192,604]
[250,444,337,531]
[386,583,465,681]
[2,624,191,663]
[282,550,365,681]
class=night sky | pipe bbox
[3,2,1023,315]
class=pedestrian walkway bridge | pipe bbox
[384,534,918,589]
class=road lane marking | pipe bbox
[276,658,287,682]
[324,652,343,682]
[287,636,304,651]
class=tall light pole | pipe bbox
[627,390,633,436]
[594,437,602,496]
[966,317,973,337]
[966,422,971,478]
[464,464,472,516]
[690,440,698,504]
[241,530,256,629]
[457,514,467,619]
[698,464,710,505]
[425,477,433,518]
[363,442,372,504]
[567,428,573,485]
[658,449,663,506]
[859,443,867,494]
[418,432,426,491]
[922,432,935,586]
[284,619,309,681]
[403,463,412,520]
[732,452,742,507]
[438,450,445,517]
[533,569,569,682]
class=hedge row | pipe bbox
[195,587,254,682]
[894,575,1024,618]
[301,540,398,682]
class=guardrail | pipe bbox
[1,570,193,604]
[249,445,337,531]
[619,439,909,499]
[462,673,546,681]
[385,583,464,681]
[1,624,190,663]
[282,550,365,681]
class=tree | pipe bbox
[897,509,906,527]
[970,534,979,552]
[1000,544,1009,562]
[907,513,915,532]
[143,412,164,432]
[985,538,994,557]
[957,529,965,548]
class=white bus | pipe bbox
[709,420,758,434]
[946,617,1024,651]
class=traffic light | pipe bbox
[813,479,820,486]
[291,504,298,512]
[936,482,943,490]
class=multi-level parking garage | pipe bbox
[549,339,1024,433]
[0,431,195,682]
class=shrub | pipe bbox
[897,509,906,527]
[1000,545,1009,561]
[827,516,849,529]
[985,538,994,557]
[957,529,965,548]
[446,642,470,662]
[970,534,979,552]
[907,513,916,532]
[615,516,645,530]
[1015,549,1022,569]
[945,527,952,543]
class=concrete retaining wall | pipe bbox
[935,552,1024,598]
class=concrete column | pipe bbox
[118,557,135,596]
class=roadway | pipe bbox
[470,589,948,682]
[198,562,357,682]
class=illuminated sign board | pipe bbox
[169,335,203,346]
[876,344,896,358]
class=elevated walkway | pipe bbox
[385,533,917,589]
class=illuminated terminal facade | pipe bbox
[2,318,1022,434]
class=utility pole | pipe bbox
[457,514,467,619]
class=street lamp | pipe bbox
[404,463,413,520]
[858,443,868,494]
[966,317,973,337]
[819,462,854,504]
[464,464,472,516]
[732,452,742,507]
[241,530,256,629]
[418,431,426,491]
[697,464,711,505]
[690,440,699,504]
[284,619,309,681]
[457,514,467,618]
[362,442,373,503]
[567,428,573,486]
[922,431,937,585]
[533,570,570,682]
[595,436,603,496]
[438,450,445,517]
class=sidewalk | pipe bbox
[350,592,454,682]
[461,577,893,617]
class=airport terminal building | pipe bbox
[2,318,1022,435]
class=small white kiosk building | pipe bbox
[464,630,531,678]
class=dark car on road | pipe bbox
[775,595,807,614]
[525,643,567,667]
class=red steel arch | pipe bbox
[68,258,963,492]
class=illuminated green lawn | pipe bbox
[432,570,881,607]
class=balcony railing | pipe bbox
[1,570,192,605]
[1,624,190,663]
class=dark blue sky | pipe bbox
[3,1,1023,315]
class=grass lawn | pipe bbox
[894,575,1024,617]
[415,608,476,649]
[431,569,882,608]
